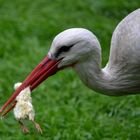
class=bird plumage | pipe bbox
[48,8,140,96]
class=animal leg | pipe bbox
[19,121,29,134]
[31,119,42,134]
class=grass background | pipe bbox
[0,0,140,139]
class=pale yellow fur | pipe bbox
[13,83,35,121]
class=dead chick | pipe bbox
[13,82,42,134]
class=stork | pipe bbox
[1,9,140,116]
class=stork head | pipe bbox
[49,28,100,68]
[0,28,100,116]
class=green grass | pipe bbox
[0,0,140,139]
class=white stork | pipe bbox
[1,8,140,116]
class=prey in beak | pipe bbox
[0,55,61,117]
[13,83,42,134]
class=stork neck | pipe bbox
[73,55,119,96]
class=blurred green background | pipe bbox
[0,0,140,139]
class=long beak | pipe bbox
[0,55,61,116]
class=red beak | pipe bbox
[0,55,61,116]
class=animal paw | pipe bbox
[35,123,42,134]
[21,125,30,134]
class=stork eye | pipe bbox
[55,45,73,58]
[59,45,73,52]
